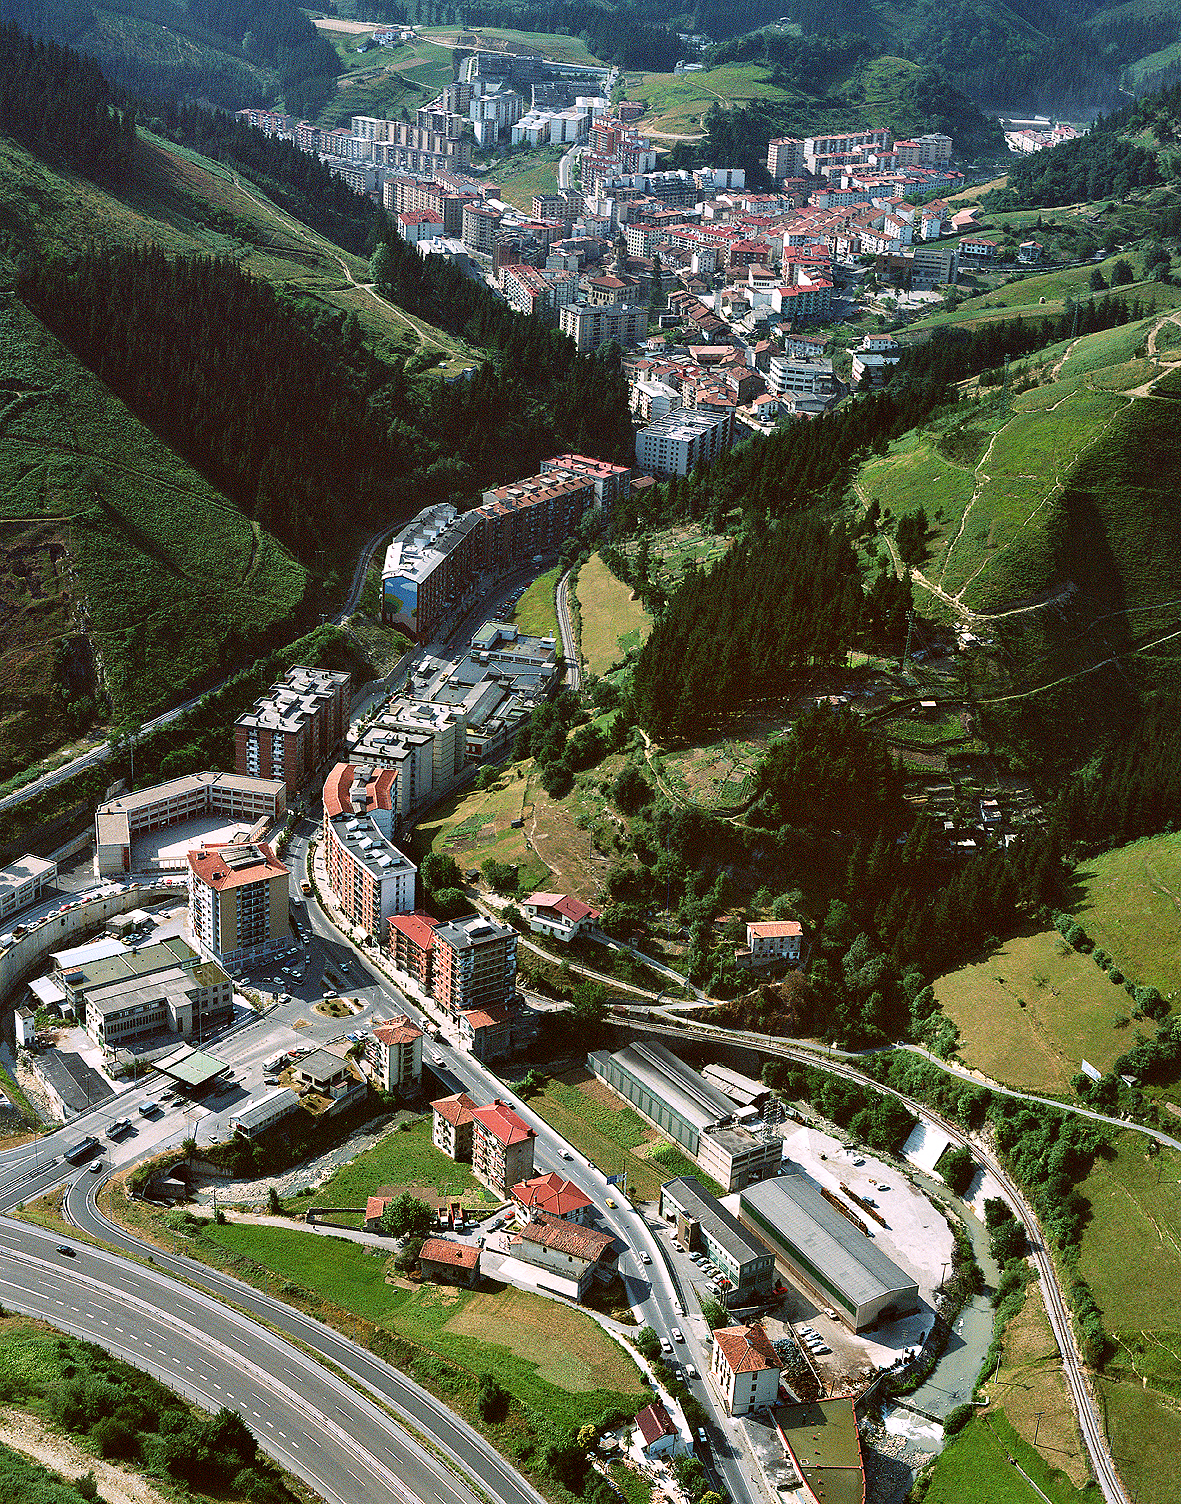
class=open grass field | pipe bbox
[316,34,455,128]
[984,1282,1088,1486]
[624,62,792,137]
[575,553,652,675]
[921,1411,1095,1503]
[1072,834,1181,1003]
[413,763,550,893]
[421,27,606,68]
[1094,1377,1181,1504]
[526,1069,722,1202]
[0,294,307,763]
[933,927,1146,1093]
[513,567,561,642]
[483,146,564,212]
[311,1115,485,1206]
[197,1221,644,1425]
[1075,1136,1181,1338]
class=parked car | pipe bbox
[672,1328,684,1342]
[660,1338,673,1355]
[639,1251,652,1265]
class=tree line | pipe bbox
[996,128,1164,211]
[0,21,134,180]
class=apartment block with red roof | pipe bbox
[388,911,441,992]
[432,1090,477,1161]
[710,1321,782,1415]
[364,1014,423,1091]
[520,891,601,943]
[186,841,289,967]
[322,763,416,938]
[471,1098,535,1196]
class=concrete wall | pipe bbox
[1,883,176,1025]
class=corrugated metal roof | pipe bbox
[740,1177,916,1310]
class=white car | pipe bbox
[560,1149,573,1160]
[672,1328,684,1342]
[660,1338,673,1355]
[639,1251,652,1265]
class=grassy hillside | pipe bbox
[855,312,1181,716]
[0,294,306,773]
[0,129,472,373]
[315,28,456,129]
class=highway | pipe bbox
[0,1216,512,1504]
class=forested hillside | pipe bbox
[5,0,340,111]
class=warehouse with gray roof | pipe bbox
[740,1176,919,1332]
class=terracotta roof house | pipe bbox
[419,1236,480,1286]
[520,891,601,943]
[635,1399,679,1457]
[710,1322,782,1415]
[511,1170,593,1223]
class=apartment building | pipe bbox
[234,666,351,795]
[893,133,952,167]
[388,912,440,993]
[471,1098,535,1196]
[187,841,289,967]
[767,355,836,398]
[384,174,477,236]
[431,913,518,1019]
[432,1090,477,1161]
[539,455,631,516]
[351,698,467,813]
[95,771,286,876]
[558,301,648,352]
[634,409,733,478]
[710,1322,782,1416]
[381,502,484,642]
[477,469,595,574]
[766,137,805,180]
[463,202,501,257]
[322,764,416,939]
[363,1015,423,1091]
[501,262,577,320]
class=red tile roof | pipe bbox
[748,920,803,938]
[515,1212,612,1262]
[524,892,600,925]
[511,1171,592,1218]
[187,842,287,892]
[420,1237,480,1270]
[390,912,441,950]
[323,762,398,819]
[471,1098,534,1146]
[366,1195,394,1222]
[712,1322,781,1375]
[432,1091,477,1126]
[461,1003,513,1032]
[636,1400,677,1447]
[370,1015,422,1046]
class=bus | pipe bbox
[63,1136,99,1165]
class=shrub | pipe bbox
[943,1403,973,1436]
[940,1145,976,1196]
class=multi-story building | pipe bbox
[187,841,289,968]
[767,356,835,398]
[558,301,648,353]
[322,763,416,939]
[539,454,631,516]
[234,666,351,795]
[501,262,577,321]
[364,1015,423,1092]
[767,137,805,180]
[55,934,232,1051]
[351,699,467,814]
[471,1097,535,1196]
[388,911,442,993]
[431,914,518,1019]
[520,891,600,943]
[735,919,803,971]
[710,1322,782,1416]
[511,1171,593,1224]
[893,133,952,167]
[95,771,286,876]
[432,1090,477,1161]
[0,854,57,920]
[381,502,484,642]
[456,1003,513,1061]
[463,202,501,258]
[660,1177,776,1307]
[634,409,733,478]
[477,469,596,575]
[384,175,478,236]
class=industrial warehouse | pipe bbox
[588,1042,780,1192]
[739,1177,920,1332]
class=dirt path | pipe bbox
[229,175,458,360]
[0,1410,174,1504]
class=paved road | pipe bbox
[0,523,391,818]
[614,1013,1131,1504]
[0,1217,500,1504]
[555,565,581,690]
